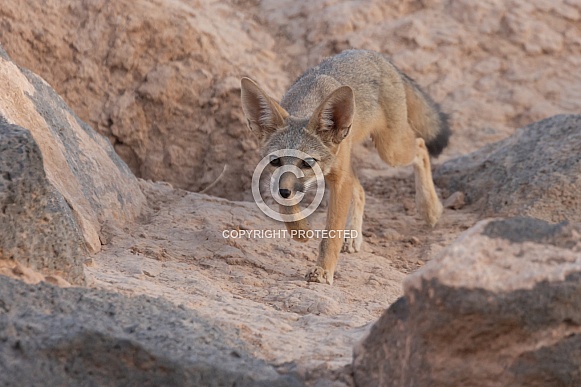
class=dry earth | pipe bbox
[85,177,479,382]
[1,0,581,384]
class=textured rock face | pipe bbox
[352,217,581,387]
[2,0,580,198]
[0,123,85,284]
[0,48,145,282]
[0,276,303,386]
[0,0,289,200]
[435,114,581,222]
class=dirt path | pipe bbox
[87,167,480,381]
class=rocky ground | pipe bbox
[1,1,581,386]
[84,178,479,381]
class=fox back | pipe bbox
[280,49,450,156]
[240,49,450,193]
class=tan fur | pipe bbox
[241,49,448,285]
[403,80,442,142]
[279,201,310,243]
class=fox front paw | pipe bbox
[305,266,333,285]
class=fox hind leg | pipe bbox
[373,120,443,227]
[413,137,443,227]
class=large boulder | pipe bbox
[0,46,145,283]
[0,0,289,200]
[352,217,581,387]
[435,114,581,222]
[0,276,303,386]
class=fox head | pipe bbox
[240,77,354,200]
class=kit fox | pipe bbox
[241,49,450,285]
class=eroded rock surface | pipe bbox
[0,276,303,387]
[435,114,581,222]
[0,123,85,284]
[1,1,581,385]
[0,0,289,199]
[353,217,581,387]
[0,47,145,283]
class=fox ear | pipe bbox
[311,86,355,144]
[240,77,289,142]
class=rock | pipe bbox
[379,228,402,241]
[405,237,420,246]
[0,276,303,386]
[442,191,465,209]
[1,2,580,384]
[9,263,46,285]
[43,275,71,287]
[0,0,289,200]
[0,46,145,283]
[0,260,71,287]
[435,115,581,222]
[352,217,581,387]
[0,122,86,284]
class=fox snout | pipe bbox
[276,171,302,199]
[265,153,325,203]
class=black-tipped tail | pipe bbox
[426,107,451,158]
[396,68,452,158]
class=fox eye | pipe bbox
[269,157,282,167]
[301,158,316,168]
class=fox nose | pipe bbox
[279,188,292,198]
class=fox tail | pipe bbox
[399,72,451,157]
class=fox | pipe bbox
[240,49,450,285]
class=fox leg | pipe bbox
[373,121,443,227]
[412,138,443,227]
[342,174,365,253]
[306,172,353,285]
